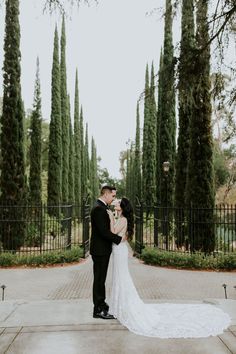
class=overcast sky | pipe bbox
[0,1,234,178]
[0,0,174,178]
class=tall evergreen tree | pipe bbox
[156,49,163,205]
[175,0,195,209]
[175,0,195,247]
[125,144,135,206]
[130,144,135,206]
[133,102,142,203]
[142,64,150,204]
[68,95,75,203]
[80,106,85,201]
[185,0,215,252]
[47,26,62,208]
[159,0,176,208]
[126,147,131,198]
[90,137,99,202]
[145,62,156,206]
[29,57,42,205]
[60,15,69,202]
[73,69,81,207]
[0,0,27,250]
[84,123,90,199]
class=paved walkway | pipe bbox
[0,249,236,353]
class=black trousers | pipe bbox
[92,254,111,313]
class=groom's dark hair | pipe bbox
[100,185,116,195]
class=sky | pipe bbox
[0,1,234,179]
[0,0,173,178]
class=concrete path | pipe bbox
[0,299,235,354]
[0,250,236,354]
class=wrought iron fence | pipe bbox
[0,201,90,257]
[135,203,236,255]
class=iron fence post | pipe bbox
[40,203,43,254]
[154,204,158,247]
[67,204,72,250]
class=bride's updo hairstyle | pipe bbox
[120,197,134,240]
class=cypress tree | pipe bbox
[185,0,215,253]
[68,95,75,203]
[142,64,150,204]
[60,15,69,203]
[0,0,27,250]
[175,0,195,247]
[145,62,156,206]
[29,57,42,205]
[159,0,176,208]
[156,49,163,205]
[80,106,85,202]
[126,148,131,198]
[175,0,195,209]
[47,26,62,208]
[130,144,135,206]
[133,102,142,203]
[73,69,81,207]
[90,137,99,202]
[84,123,90,199]
[125,144,135,206]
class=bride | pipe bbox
[107,197,231,338]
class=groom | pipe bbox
[90,185,122,319]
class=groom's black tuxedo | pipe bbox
[90,199,122,313]
[90,199,121,255]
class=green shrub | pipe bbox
[24,211,64,248]
[141,247,236,270]
[0,247,83,267]
[24,223,41,247]
[0,253,17,267]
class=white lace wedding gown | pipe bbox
[109,217,231,338]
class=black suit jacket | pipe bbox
[90,200,122,256]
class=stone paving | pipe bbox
[0,250,235,302]
[0,248,236,354]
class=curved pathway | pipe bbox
[0,250,236,354]
[0,250,235,301]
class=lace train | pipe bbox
[109,242,231,338]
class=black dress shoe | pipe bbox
[93,310,115,319]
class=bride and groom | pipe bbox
[90,185,231,338]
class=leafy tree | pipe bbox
[98,166,116,187]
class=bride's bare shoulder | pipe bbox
[121,216,127,225]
